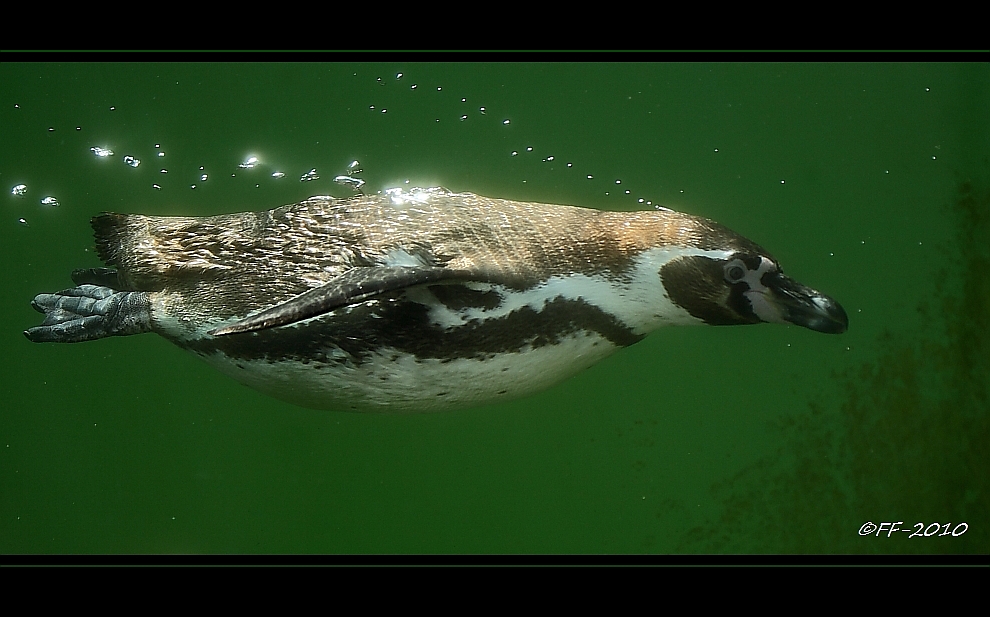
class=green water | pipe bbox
[1,61,986,555]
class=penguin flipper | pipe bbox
[25,285,152,343]
[210,266,473,336]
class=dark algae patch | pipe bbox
[681,177,989,554]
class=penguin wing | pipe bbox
[209,265,477,336]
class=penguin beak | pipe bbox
[754,272,849,334]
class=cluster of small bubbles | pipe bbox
[271,172,285,179]
[40,196,59,207]
[239,156,259,169]
[544,156,554,162]
[123,155,140,168]
[11,184,27,197]
[91,147,114,158]
[300,169,320,182]
[479,107,486,114]
[200,174,208,181]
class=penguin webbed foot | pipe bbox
[25,284,151,343]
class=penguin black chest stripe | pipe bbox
[25,187,849,412]
[181,290,644,366]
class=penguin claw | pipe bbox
[25,284,152,343]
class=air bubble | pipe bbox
[502,119,510,125]
[152,184,161,190]
[272,172,285,179]
[587,175,594,179]
[200,174,208,181]
[479,107,486,114]
[18,218,28,226]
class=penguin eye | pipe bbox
[724,261,747,283]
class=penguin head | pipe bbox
[658,246,848,334]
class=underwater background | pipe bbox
[0,60,986,555]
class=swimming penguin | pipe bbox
[25,187,848,412]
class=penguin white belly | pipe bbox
[201,331,618,412]
[161,269,672,411]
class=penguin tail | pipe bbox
[92,212,130,267]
